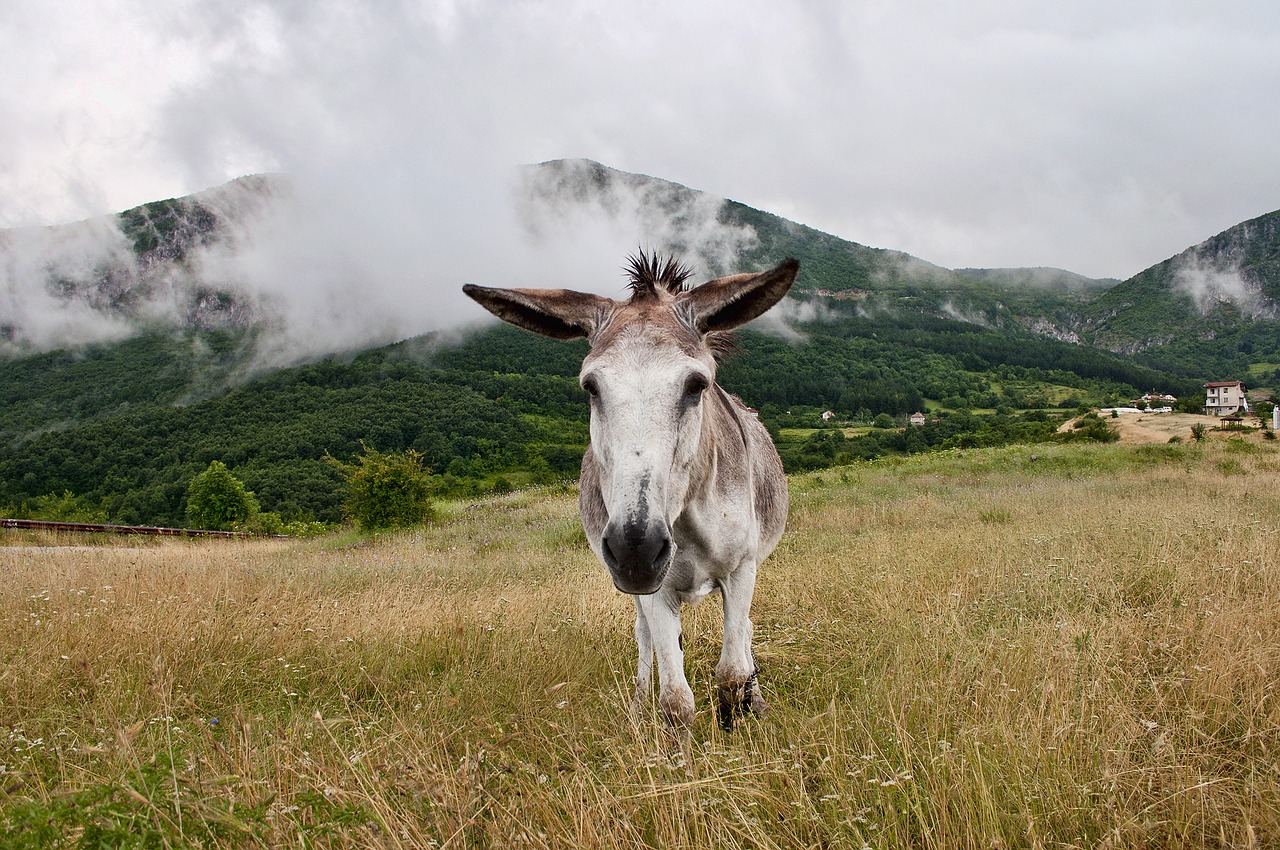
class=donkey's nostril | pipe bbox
[653,536,672,569]
[601,536,619,571]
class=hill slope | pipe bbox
[1,162,1274,526]
[1074,209,1280,377]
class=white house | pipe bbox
[1204,381,1249,416]
[910,412,927,427]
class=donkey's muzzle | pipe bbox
[601,517,673,595]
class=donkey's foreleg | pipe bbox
[631,599,655,719]
[635,591,694,729]
[716,561,767,729]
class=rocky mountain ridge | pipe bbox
[4,160,1278,379]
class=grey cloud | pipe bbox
[1171,257,1274,318]
[3,0,1280,300]
[0,221,134,351]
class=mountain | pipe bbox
[11,158,1277,378]
[953,267,1121,294]
[525,159,1122,337]
[0,161,1275,527]
[527,160,1280,381]
[1073,210,1280,374]
[0,174,280,352]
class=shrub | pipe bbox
[186,461,259,530]
[330,444,435,530]
[238,510,285,536]
[1060,416,1119,443]
[1190,423,1208,442]
[19,490,107,523]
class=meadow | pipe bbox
[2,439,1279,848]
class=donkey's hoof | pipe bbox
[659,689,696,731]
[717,670,766,730]
[716,682,761,730]
[716,686,740,730]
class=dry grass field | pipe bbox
[3,439,1279,848]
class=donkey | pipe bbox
[463,252,798,730]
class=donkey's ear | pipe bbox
[683,258,799,334]
[462,284,611,340]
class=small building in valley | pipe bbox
[910,412,927,427]
[1204,381,1249,416]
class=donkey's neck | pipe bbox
[683,381,752,502]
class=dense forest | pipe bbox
[0,295,1203,527]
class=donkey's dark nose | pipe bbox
[601,517,673,595]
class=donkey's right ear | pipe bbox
[462,285,611,340]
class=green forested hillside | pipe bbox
[0,301,1200,526]
[534,160,1280,380]
[1,162,1274,528]
[1075,208,1280,377]
[534,160,1121,337]
[0,330,587,525]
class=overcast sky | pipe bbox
[3,0,1279,281]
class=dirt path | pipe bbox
[1060,411,1267,445]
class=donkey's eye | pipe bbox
[682,374,709,400]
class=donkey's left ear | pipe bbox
[463,284,611,340]
[684,258,799,334]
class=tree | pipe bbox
[331,444,435,530]
[186,461,259,530]
[1176,395,1205,414]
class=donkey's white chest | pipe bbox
[675,576,720,607]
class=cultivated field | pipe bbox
[3,440,1280,848]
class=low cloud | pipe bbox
[1171,257,1271,317]
[1,159,770,366]
[0,218,138,351]
[517,159,759,280]
[938,300,994,328]
[749,294,839,343]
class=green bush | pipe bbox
[19,490,106,523]
[238,510,285,536]
[185,461,259,530]
[1060,415,1119,443]
[330,444,435,530]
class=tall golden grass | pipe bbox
[2,440,1278,848]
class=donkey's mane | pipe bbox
[625,250,694,298]
[622,249,740,360]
